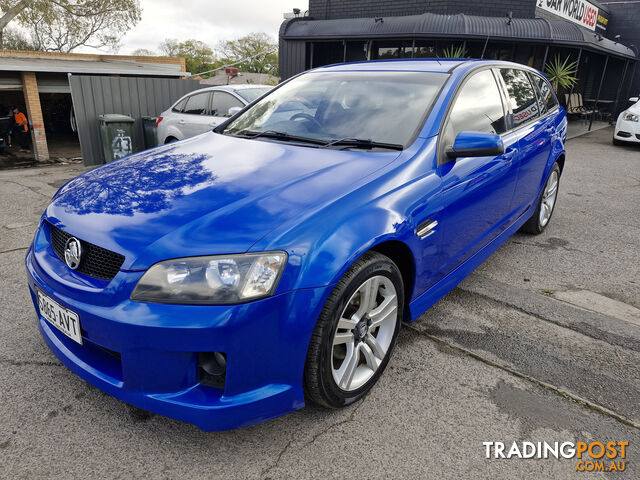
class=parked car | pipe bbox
[26,59,567,431]
[613,96,640,146]
[156,84,272,145]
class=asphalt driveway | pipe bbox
[1,127,638,479]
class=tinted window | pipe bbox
[529,72,559,113]
[235,87,271,103]
[211,92,244,117]
[224,71,447,147]
[172,97,188,113]
[443,70,506,148]
[500,69,540,127]
[183,92,210,115]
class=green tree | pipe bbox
[0,0,141,52]
[158,38,218,75]
[131,47,155,56]
[1,27,36,50]
[216,32,278,76]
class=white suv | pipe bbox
[156,85,272,145]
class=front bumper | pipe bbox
[614,117,640,143]
[25,226,331,431]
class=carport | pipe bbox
[0,51,187,166]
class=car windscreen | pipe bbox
[234,87,272,102]
[223,71,448,147]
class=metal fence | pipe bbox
[69,74,203,166]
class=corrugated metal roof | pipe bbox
[0,56,187,76]
[283,13,637,59]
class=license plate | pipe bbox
[37,290,82,345]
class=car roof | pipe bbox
[195,84,272,93]
[312,58,533,74]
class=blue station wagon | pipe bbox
[26,59,567,431]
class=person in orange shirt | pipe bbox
[12,106,30,152]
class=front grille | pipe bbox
[49,223,125,280]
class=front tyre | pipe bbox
[304,252,403,408]
[522,162,561,234]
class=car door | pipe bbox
[180,91,214,137]
[210,91,245,127]
[160,96,189,141]
[498,68,555,215]
[433,68,520,281]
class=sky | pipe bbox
[77,0,304,55]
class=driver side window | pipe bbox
[441,70,507,161]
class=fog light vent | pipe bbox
[198,352,226,390]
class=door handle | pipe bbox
[502,147,518,161]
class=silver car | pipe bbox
[156,85,272,145]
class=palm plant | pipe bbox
[441,45,467,59]
[544,55,579,92]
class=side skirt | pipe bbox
[407,202,535,321]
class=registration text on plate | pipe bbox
[37,291,82,344]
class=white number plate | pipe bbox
[37,291,82,345]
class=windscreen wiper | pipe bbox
[228,129,326,146]
[322,138,404,151]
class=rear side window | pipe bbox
[529,72,559,113]
[500,69,540,127]
[211,92,244,117]
[183,92,211,115]
[172,97,188,113]
[442,69,507,151]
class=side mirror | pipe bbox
[227,106,242,117]
[629,97,639,103]
[445,131,504,159]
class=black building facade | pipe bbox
[279,0,639,120]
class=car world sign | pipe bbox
[537,0,599,31]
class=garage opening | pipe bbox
[37,73,81,162]
[0,72,81,169]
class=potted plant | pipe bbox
[544,55,578,93]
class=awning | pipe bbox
[282,13,637,60]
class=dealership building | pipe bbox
[279,0,640,121]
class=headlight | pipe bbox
[622,111,639,122]
[131,252,287,304]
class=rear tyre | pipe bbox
[522,162,561,235]
[164,136,178,144]
[304,252,403,408]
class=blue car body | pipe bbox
[25,59,567,431]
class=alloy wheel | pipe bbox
[331,275,398,391]
[539,170,559,227]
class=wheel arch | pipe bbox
[370,240,416,316]
[555,153,566,176]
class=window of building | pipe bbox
[372,41,412,59]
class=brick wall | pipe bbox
[21,71,49,161]
[308,0,535,19]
